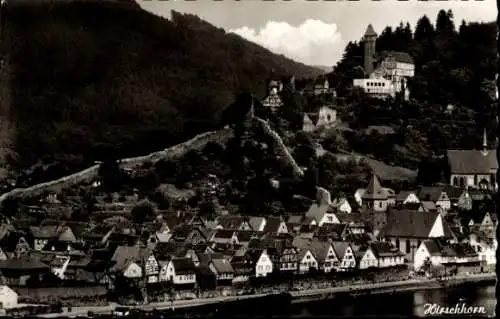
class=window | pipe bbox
[379,201,383,209]
[459,177,465,187]
[406,240,411,253]
[453,177,458,186]
[258,266,262,271]
[396,239,400,250]
[306,255,311,260]
[474,175,478,185]
[266,265,270,271]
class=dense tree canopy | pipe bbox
[5,1,322,174]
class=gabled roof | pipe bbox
[443,186,466,201]
[331,241,351,260]
[378,50,414,64]
[418,186,447,202]
[248,217,266,231]
[379,209,454,239]
[395,190,418,202]
[212,229,236,240]
[29,226,61,239]
[314,224,347,241]
[111,245,152,272]
[446,150,497,174]
[263,216,285,234]
[236,230,260,243]
[369,241,404,258]
[423,238,477,259]
[305,203,335,223]
[171,258,196,275]
[0,255,49,271]
[308,240,334,263]
[362,173,387,200]
[336,213,365,227]
[217,216,247,230]
[421,201,437,211]
[210,258,234,274]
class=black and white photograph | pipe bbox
[0,0,496,317]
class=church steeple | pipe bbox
[482,128,488,156]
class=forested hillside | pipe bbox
[323,10,497,183]
[4,0,322,173]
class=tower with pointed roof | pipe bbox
[363,24,377,75]
[361,173,388,212]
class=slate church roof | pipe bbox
[446,150,497,174]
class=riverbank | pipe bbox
[37,272,495,318]
[290,272,496,304]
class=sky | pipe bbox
[138,0,497,67]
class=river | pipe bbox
[186,282,496,318]
[289,283,496,318]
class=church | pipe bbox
[446,129,498,190]
[352,24,415,101]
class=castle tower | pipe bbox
[363,24,377,76]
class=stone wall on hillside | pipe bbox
[255,117,304,178]
[0,128,234,206]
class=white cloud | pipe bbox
[230,19,345,67]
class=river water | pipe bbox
[188,282,496,318]
[289,283,496,318]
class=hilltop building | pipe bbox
[261,76,295,113]
[446,129,498,190]
[353,24,415,101]
[302,106,337,132]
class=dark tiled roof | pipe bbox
[315,224,346,241]
[362,174,387,200]
[378,50,414,64]
[210,258,234,274]
[29,226,60,239]
[395,190,418,202]
[379,209,454,239]
[421,201,437,211]
[217,216,247,230]
[308,240,333,263]
[0,255,49,270]
[154,242,187,260]
[336,213,365,226]
[443,186,466,201]
[424,238,477,259]
[369,241,404,258]
[213,229,235,240]
[236,230,260,242]
[447,150,497,174]
[263,217,285,234]
[331,241,351,260]
[417,186,446,202]
[172,258,196,275]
